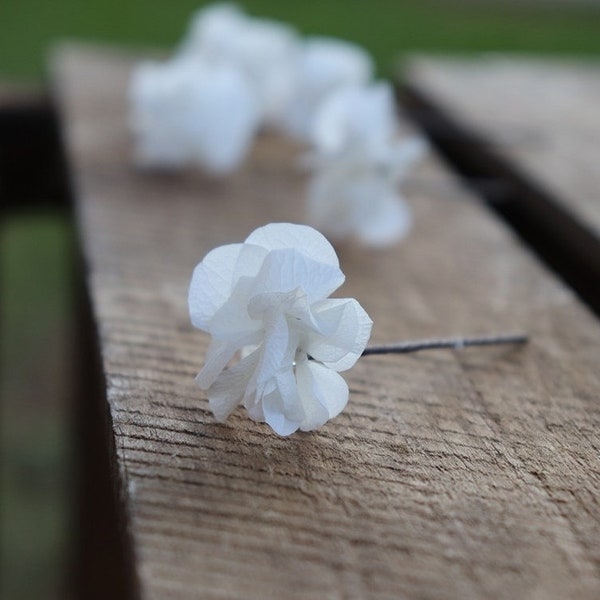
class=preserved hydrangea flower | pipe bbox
[178,3,300,126]
[281,37,373,141]
[129,57,260,173]
[188,223,373,435]
[307,83,427,247]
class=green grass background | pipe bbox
[1,0,600,80]
[1,1,599,599]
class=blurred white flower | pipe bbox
[129,57,260,174]
[178,2,244,57]
[188,223,373,435]
[281,37,374,141]
[307,83,427,247]
[311,82,397,156]
[178,3,300,125]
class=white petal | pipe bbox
[195,338,238,389]
[191,241,271,334]
[245,222,340,268]
[245,397,265,422]
[206,349,260,421]
[309,168,412,248]
[194,64,261,174]
[262,395,299,436]
[247,288,300,319]
[208,278,262,341]
[189,243,244,330]
[179,3,246,59]
[250,248,345,303]
[227,18,299,124]
[179,4,299,127]
[252,311,290,386]
[308,168,375,241]
[282,37,373,140]
[305,298,373,370]
[296,360,349,431]
[387,136,428,182]
[307,170,357,239]
[231,242,269,279]
[129,60,198,169]
[358,192,412,248]
[262,369,303,436]
[300,37,373,90]
[312,82,397,153]
[248,289,324,341]
[129,54,260,174]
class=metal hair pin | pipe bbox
[361,333,528,356]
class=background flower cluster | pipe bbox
[130,2,426,247]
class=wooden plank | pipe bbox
[53,44,600,599]
[402,55,600,279]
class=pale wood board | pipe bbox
[404,55,600,244]
[53,45,600,599]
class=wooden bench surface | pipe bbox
[404,55,600,257]
[53,44,600,599]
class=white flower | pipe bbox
[281,37,374,141]
[178,3,300,126]
[307,83,427,247]
[188,223,373,435]
[129,56,260,174]
[311,82,398,156]
[178,2,244,58]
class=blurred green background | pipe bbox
[1,1,599,599]
[1,0,600,81]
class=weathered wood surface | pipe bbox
[53,44,600,599]
[404,55,600,255]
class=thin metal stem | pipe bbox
[361,333,528,356]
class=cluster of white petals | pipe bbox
[130,57,260,173]
[129,3,299,172]
[179,3,300,125]
[130,3,427,246]
[280,37,373,141]
[188,223,373,435]
[129,3,383,174]
[307,82,427,247]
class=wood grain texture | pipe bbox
[53,44,600,600]
[404,55,600,246]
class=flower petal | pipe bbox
[262,369,303,436]
[296,360,349,431]
[250,248,345,303]
[312,82,397,153]
[245,222,340,268]
[387,136,428,182]
[252,311,290,386]
[194,64,261,174]
[208,278,262,341]
[282,37,373,140]
[130,55,260,173]
[179,3,246,58]
[307,171,357,240]
[189,243,244,330]
[357,192,412,248]
[309,168,412,248]
[305,298,373,370]
[207,349,261,421]
[195,338,238,389]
